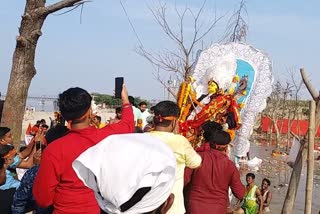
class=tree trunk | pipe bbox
[281,138,306,214]
[0,0,47,147]
[305,100,315,214]
[272,117,281,147]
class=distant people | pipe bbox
[12,125,69,214]
[237,173,263,214]
[92,115,106,128]
[30,121,41,136]
[149,101,202,214]
[258,178,272,213]
[143,114,155,132]
[72,133,176,214]
[50,112,65,128]
[128,96,142,127]
[184,121,245,214]
[138,101,150,128]
[33,86,134,214]
[109,107,122,124]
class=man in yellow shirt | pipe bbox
[149,100,202,214]
[92,115,106,128]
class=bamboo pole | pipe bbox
[305,100,315,214]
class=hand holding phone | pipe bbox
[115,77,124,99]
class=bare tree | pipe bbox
[263,79,298,147]
[222,0,248,43]
[285,68,305,149]
[136,0,225,97]
[1,0,87,147]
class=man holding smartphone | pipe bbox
[33,85,134,214]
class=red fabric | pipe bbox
[261,117,320,137]
[184,148,245,214]
[33,105,134,214]
[26,123,32,135]
[31,125,39,134]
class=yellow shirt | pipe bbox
[97,123,106,129]
[149,131,202,214]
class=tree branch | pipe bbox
[44,0,85,15]
[300,68,319,100]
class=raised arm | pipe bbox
[100,85,134,134]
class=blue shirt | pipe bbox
[12,165,52,214]
[0,170,20,190]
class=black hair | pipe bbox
[246,173,255,179]
[0,144,15,158]
[45,125,69,144]
[115,107,122,114]
[95,116,101,122]
[201,121,223,143]
[262,178,271,186]
[58,87,92,123]
[40,119,46,124]
[0,127,10,139]
[139,101,147,107]
[153,101,180,127]
[41,124,49,129]
[211,130,231,147]
[128,96,136,107]
[150,106,155,112]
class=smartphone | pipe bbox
[36,141,42,151]
[115,77,124,99]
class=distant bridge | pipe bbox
[0,95,58,101]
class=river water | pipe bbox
[241,143,320,214]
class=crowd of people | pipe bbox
[0,85,272,214]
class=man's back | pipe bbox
[186,148,245,214]
[33,104,134,214]
[149,131,201,214]
[33,127,102,213]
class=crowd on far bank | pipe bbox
[1,85,272,214]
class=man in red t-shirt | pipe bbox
[33,85,134,214]
[184,121,245,214]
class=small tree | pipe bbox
[222,0,248,43]
[263,81,286,147]
[136,0,226,98]
[1,0,87,147]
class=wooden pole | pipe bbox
[305,100,315,214]
[281,137,306,214]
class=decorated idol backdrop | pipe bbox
[178,42,273,161]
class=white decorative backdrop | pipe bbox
[191,42,273,157]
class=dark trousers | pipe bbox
[0,188,16,214]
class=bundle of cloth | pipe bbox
[73,133,176,214]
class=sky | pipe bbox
[1,0,319,102]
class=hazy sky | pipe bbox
[1,0,319,101]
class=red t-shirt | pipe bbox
[33,105,134,214]
[185,147,245,214]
